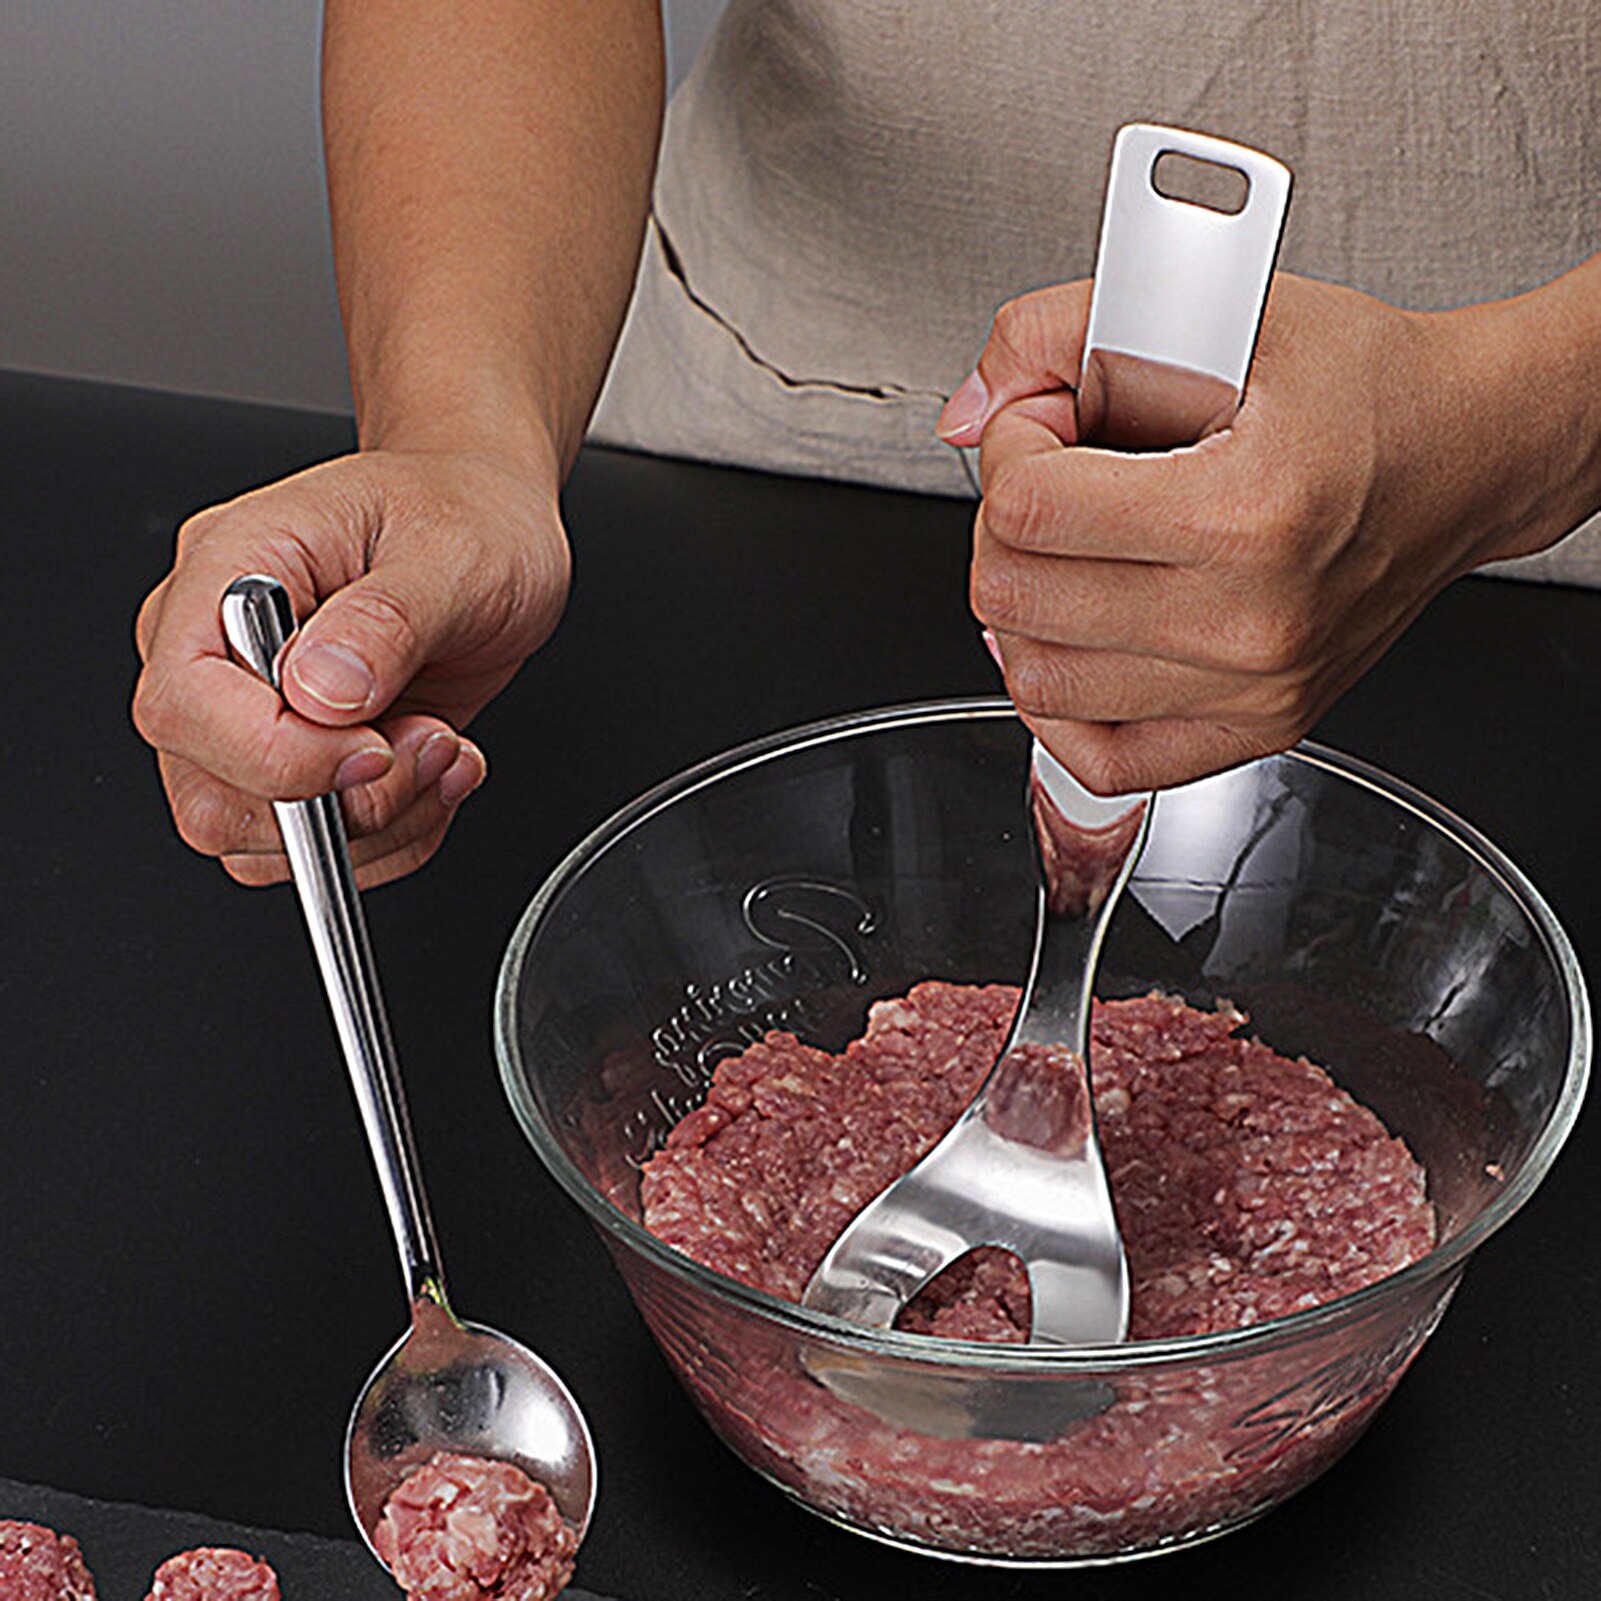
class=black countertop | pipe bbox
[2,370,1596,1600]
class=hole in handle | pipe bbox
[1151,150,1250,215]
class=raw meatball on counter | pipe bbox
[145,1547,280,1600]
[0,1521,98,1601]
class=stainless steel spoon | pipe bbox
[220,575,597,1563]
[804,124,1291,1348]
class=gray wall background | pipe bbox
[1,1,726,412]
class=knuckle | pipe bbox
[240,723,311,800]
[330,584,420,666]
[222,853,286,888]
[981,463,1056,550]
[1243,670,1320,735]
[264,746,312,801]
[133,581,168,662]
[1070,743,1142,798]
[1272,472,1331,544]
[173,504,226,559]
[131,668,175,745]
[350,818,448,888]
[1230,465,1351,579]
[987,290,1055,369]
[1006,651,1071,719]
[359,839,439,890]
[1216,721,1295,770]
[172,779,244,858]
[987,297,1032,363]
[1208,507,1285,582]
[1237,457,1313,530]
[1219,604,1316,676]
[969,551,1030,631]
[337,777,407,838]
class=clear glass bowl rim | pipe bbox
[495,697,1591,1373]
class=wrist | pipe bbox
[354,362,567,490]
[1427,256,1601,569]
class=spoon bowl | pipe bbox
[346,1293,596,1553]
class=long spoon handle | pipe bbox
[221,574,444,1305]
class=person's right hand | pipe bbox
[133,447,570,887]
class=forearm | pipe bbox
[323,0,665,481]
[1429,251,1601,570]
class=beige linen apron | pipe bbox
[591,0,1600,584]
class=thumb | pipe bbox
[280,564,444,727]
[936,281,1093,446]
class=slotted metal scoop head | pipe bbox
[804,750,1148,1344]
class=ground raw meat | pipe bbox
[0,1522,98,1600]
[634,983,1440,1558]
[641,984,1435,1341]
[374,1452,578,1601]
[144,1548,279,1601]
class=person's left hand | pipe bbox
[936,270,1569,794]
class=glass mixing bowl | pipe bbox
[495,700,1589,1565]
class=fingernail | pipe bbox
[289,642,377,712]
[334,744,393,791]
[936,370,990,444]
[981,628,1005,672]
[415,730,459,792]
[439,741,487,808]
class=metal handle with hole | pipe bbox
[1084,123,1292,399]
